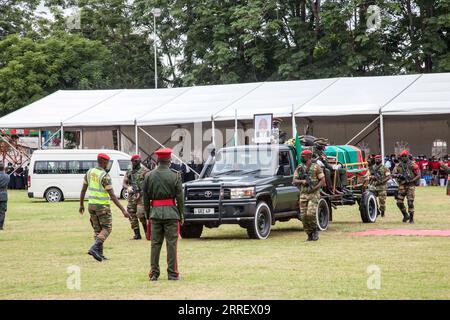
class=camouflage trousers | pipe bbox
[89,204,112,243]
[369,185,387,212]
[299,192,320,234]
[0,201,7,228]
[127,194,146,231]
[395,184,415,215]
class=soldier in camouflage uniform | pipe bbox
[143,148,184,281]
[79,153,129,261]
[440,163,450,196]
[368,155,391,217]
[123,154,149,240]
[293,149,326,241]
[392,150,420,223]
[313,138,348,195]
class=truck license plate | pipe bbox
[194,208,214,214]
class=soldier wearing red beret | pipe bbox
[392,150,420,223]
[142,148,184,281]
[123,154,149,240]
[79,153,129,261]
[293,149,326,241]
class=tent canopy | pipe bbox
[381,73,450,115]
[0,73,449,129]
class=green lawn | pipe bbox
[0,188,449,300]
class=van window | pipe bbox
[118,160,131,171]
[33,160,108,174]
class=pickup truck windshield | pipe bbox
[209,148,276,177]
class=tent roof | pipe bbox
[296,74,421,116]
[136,82,261,126]
[64,87,189,126]
[381,73,450,115]
[1,73,449,129]
[0,90,119,128]
[213,78,337,121]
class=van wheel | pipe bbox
[180,224,203,238]
[45,188,63,203]
[121,188,129,200]
[247,202,272,239]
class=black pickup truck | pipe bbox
[181,144,303,239]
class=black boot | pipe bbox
[311,231,319,241]
[88,239,103,262]
[130,228,141,240]
[401,210,410,223]
[306,233,313,241]
[409,212,414,224]
[380,210,385,218]
[99,242,108,260]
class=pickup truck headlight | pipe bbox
[230,187,255,199]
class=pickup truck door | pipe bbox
[273,151,300,214]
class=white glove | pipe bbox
[316,160,324,167]
[332,164,341,170]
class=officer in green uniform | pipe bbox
[293,149,326,241]
[0,162,10,230]
[143,148,184,281]
[440,163,450,196]
[368,155,391,217]
[79,153,129,261]
[313,138,348,194]
[123,154,149,240]
[392,150,420,223]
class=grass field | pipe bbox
[0,188,449,300]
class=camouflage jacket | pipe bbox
[369,164,390,187]
[392,161,419,185]
[126,166,148,194]
[142,165,184,221]
[312,147,333,171]
[294,163,324,194]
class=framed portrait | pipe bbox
[254,113,273,144]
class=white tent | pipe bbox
[213,78,338,121]
[0,90,119,128]
[296,74,421,117]
[136,82,262,126]
[381,73,450,115]
[64,87,190,127]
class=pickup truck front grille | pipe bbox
[187,188,221,201]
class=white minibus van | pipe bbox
[28,149,131,202]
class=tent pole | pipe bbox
[379,111,385,164]
[291,104,296,139]
[138,127,200,177]
[211,115,216,146]
[80,128,83,149]
[60,123,64,149]
[38,129,42,149]
[234,109,238,146]
[134,120,139,155]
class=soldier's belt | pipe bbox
[151,199,176,207]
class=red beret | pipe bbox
[155,148,172,159]
[374,155,382,160]
[300,149,313,156]
[399,150,409,157]
[98,153,110,161]
[131,154,141,160]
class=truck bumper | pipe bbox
[184,200,256,224]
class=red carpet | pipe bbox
[349,229,450,237]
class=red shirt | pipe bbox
[429,161,441,171]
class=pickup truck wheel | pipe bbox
[247,202,272,239]
[316,198,330,231]
[180,224,203,238]
[360,191,378,223]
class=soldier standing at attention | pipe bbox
[392,150,420,223]
[0,162,10,230]
[440,162,450,196]
[79,153,129,261]
[293,149,326,241]
[368,155,391,217]
[123,154,149,240]
[143,148,184,281]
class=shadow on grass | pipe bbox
[197,225,304,241]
